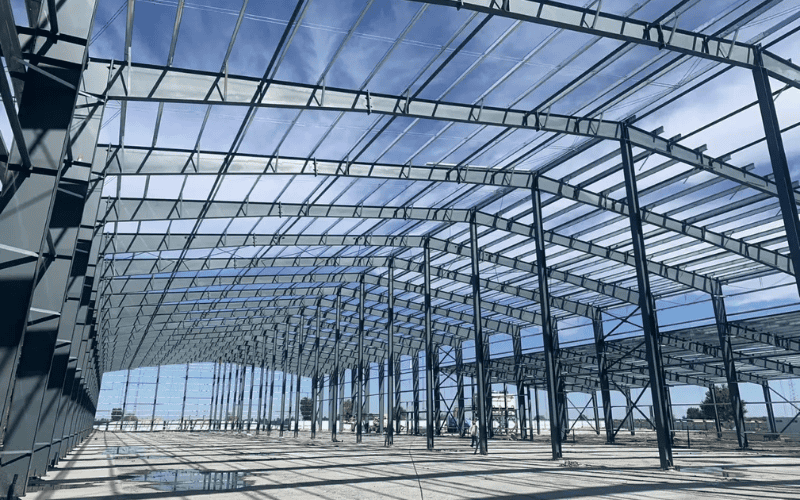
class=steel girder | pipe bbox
[84,60,791,206]
[408,0,800,90]
[103,199,717,293]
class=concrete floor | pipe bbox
[24,430,800,499]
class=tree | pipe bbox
[699,385,746,421]
[300,397,313,420]
[686,407,703,419]
[111,408,124,422]
[342,400,353,419]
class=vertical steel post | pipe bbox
[469,213,490,455]
[512,330,527,440]
[121,369,132,431]
[357,277,365,443]
[256,337,266,433]
[412,355,420,435]
[534,385,541,435]
[763,382,778,437]
[433,347,441,435]
[619,126,673,469]
[395,357,402,437]
[710,284,748,448]
[311,314,320,438]
[592,393,600,436]
[753,50,800,298]
[592,313,614,443]
[531,183,562,459]
[456,345,465,437]
[294,330,302,437]
[209,362,218,431]
[267,330,277,434]
[709,385,722,439]
[150,366,161,431]
[624,388,635,435]
[280,328,288,437]
[379,361,385,435]
[238,362,247,431]
[423,240,435,450]
[386,263,395,446]
[332,294,341,441]
[247,359,256,431]
[179,363,189,431]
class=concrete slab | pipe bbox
[24,431,800,499]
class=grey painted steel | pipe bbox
[413,355,420,435]
[424,241,435,450]
[512,332,527,440]
[267,331,277,434]
[709,385,722,439]
[280,332,288,437]
[456,346,465,437]
[531,184,562,459]
[409,0,800,89]
[0,3,100,492]
[752,49,800,298]
[357,278,365,443]
[592,393,600,436]
[534,386,541,435]
[625,388,635,435]
[311,314,320,439]
[620,125,673,470]
[378,361,385,435]
[332,294,341,442]
[763,382,778,436]
[150,365,161,431]
[469,216,489,455]
[593,313,614,444]
[256,340,265,433]
[386,264,395,446]
[247,361,255,432]
[179,363,189,430]
[294,333,302,438]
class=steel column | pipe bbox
[512,331,527,440]
[753,49,800,298]
[386,263,395,446]
[709,385,722,439]
[531,183,562,459]
[256,338,266,433]
[710,284,748,448]
[267,331,277,434]
[247,360,256,431]
[311,314,320,438]
[121,369,132,431]
[332,293,341,441]
[150,366,161,431]
[179,363,189,430]
[412,355,420,435]
[763,382,778,437]
[592,393,600,436]
[378,361,385,435]
[624,388,635,435]
[619,126,673,469]
[294,331,302,437]
[280,330,288,437]
[592,313,614,443]
[208,362,218,431]
[456,346,465,437]
[469,214,489,455]
[357,277,365,443]
[423,240,435,450]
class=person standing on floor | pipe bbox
[469,420,479,450]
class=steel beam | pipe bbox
[408,0,800,89]
[294,333,302,437]
[763,382,778,437]
[332,294,341,442]
[311,314,320,439]
[357,277,365,443]
[424,240,435,450]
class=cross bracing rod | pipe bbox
[407,0,800,89]
[105,232,641,306]
[100,145,793,279]
[102,255,597,320]
[86,61,786,204]
[103,199,716,293]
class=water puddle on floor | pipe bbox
[126,469,252,492]
[675,465,746,478]
[27,480,99,492]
